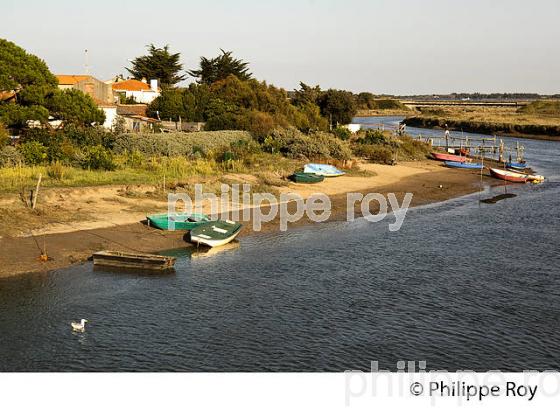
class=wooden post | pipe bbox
[32,173,42,210]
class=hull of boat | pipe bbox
[500,168,545,183]
[190,220,243,248]
[444,161,483,169]
[93,251,175,270]
[191,230,242,248]
[432,152,467,162]
[289,172,325,183]
[303,164,345,177]
[489,168,528,183]
[505,161,527,170]
[147,213,210,230]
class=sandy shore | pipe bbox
[0,161,487,278]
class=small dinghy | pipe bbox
[93,251,176,270]
[190,220,243,248]
[147,213,210,231]
[500,168,545,183]
[303,163,345,177]
[489,168,529,183]
[444,161,483,170]
[289,172,325,183]
[431,152,467,162]
[505,161,527,170]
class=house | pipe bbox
[56,75,114,105]
[111,79,160,104]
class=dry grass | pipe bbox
[414,105,560,127]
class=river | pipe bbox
[1,117,559,372]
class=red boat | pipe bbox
[489,168,528,183]
[431,152,467,162]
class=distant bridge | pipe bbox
[400,100,530,108]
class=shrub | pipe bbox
[112,131,252,158]
[395,136,431,161]
[353,145,394,164]
[0,145,23,167]
[60,124,109,147]
[357,129,391,145]
[19,141,48,165]
[0,123,9,146]
[332,126,352,140]
[263,127,351,161]
[81,145,116,170]
[311,131,352,160]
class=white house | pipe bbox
[111,79,160,104]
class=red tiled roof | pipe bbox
[117,104,148,116]
[112,79,151,92]
[56,75,91,85]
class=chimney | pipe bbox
[141,77,147,83]
[150,79,158,92]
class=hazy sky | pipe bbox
[2,0,559,94]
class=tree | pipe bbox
[188,49,252,85]
[0,38,58,128]
[126,44,186,88]
[291,82,322,106]
[316,89,357,127]
[48,89,105,126]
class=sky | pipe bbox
[2,0,559,94]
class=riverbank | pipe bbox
[403,105,560,140]
[0,161,486,278]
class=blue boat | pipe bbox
[505,161,527,170]
[444,161,483,170]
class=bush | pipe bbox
[0,145,23,167]
[353,145,394,164]
[0,123,9,146]
[332,126,352,140]
[60,124,109,147]
[263,127,351,161]
[112,131,253,158]
[81,145,116,170]
[19,141,48,165]
[357,129,391,145]
[395,136,431,161]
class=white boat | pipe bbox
[189,220,243,248]
[303,163,345,177]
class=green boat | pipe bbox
[288,172,325,184]
[190,219,243,248]
[147,213,210,231]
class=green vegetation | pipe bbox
[112,131,253,157]
[188,49,252,85]
[148,76,329,136]
[351,129,430,164]
[126,44,186,88]
[0,39,437,197]
[0,39,104,130]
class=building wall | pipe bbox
[100,107,118,130]
[120,90,159,104]
[74,78,114,104]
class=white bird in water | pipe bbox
[71,319,88,332]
